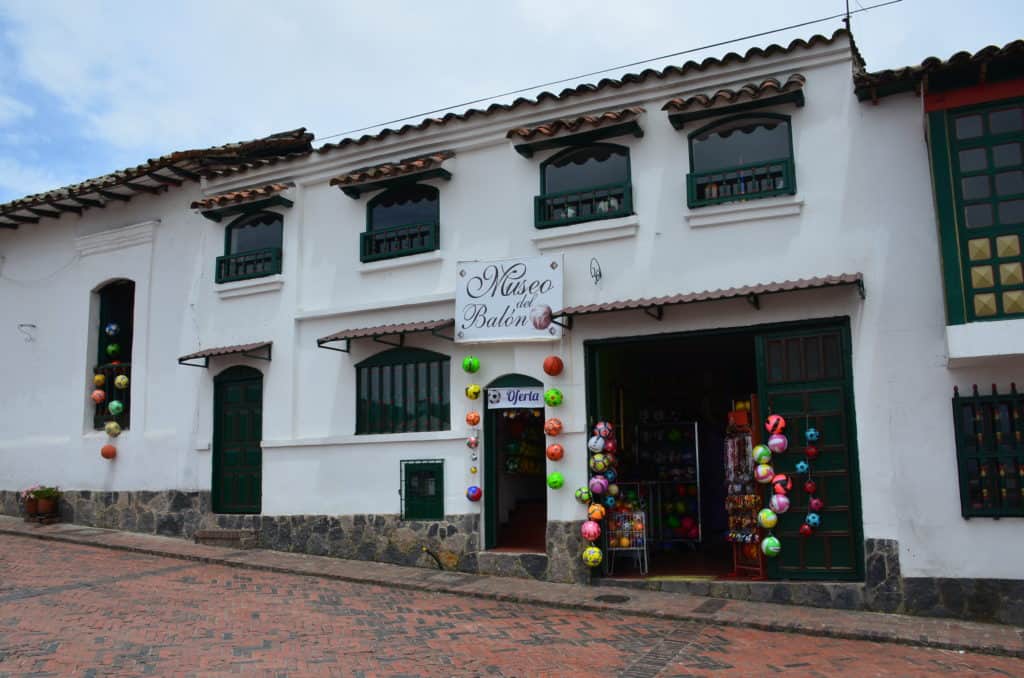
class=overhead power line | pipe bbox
[316,0,902,143]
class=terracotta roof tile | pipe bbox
[560,274,863,316]
[506,107,644,141]
[191,183,292,210]
[317,319,454,345]
[662,74,806,113]
[178,341,272,362]
[329,151,455,188]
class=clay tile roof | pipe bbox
[506,106,645,141]
[191,183,293,210]
[854,38,1024,101]
[317,319,454,346]
[560,274,863,316]
[178,341,272,363]
[329,151,455,188]
[662,74,806,113]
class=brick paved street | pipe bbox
[1,535,1022,677]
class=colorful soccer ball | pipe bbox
[603,495,616,508]
[574,487,592,504]
[466,436,479,449]
[100,444,117,460]
[805,445,820,460]
[607,483,619,497]
[603,439,617,454]
[93,374,106,387]
[769,494,790,514]
[795,460,809,474]
[582,546,603,567]
[544,418,563,436]
[754,464,774,483]
[752,444,772,464]
[104,421,122,437]
[465,384,481,400]
[466,485,482,501]
[530,304,553,330]
[469,466,478,474]
[461,356,481,373]
[767,433,788,454]
[800,523,814,537]
[762,536,782,557]
[543,355,564,376]
[114,375,129,390]
[593,421,613,438]
[106,343,121,358]
[604,469,617,483]
[804,480,817,494]
[546,443,564,461]
[544,388,564,407]
[758,508,778,529]
[547,472,565,489]
[108,400,124,416]
[765,414,786,434]
[90,389,106,404]
[806,512,821,527]
[809,497,824,512]
[104,322,120,337]
[466,411,481,426]
[805,427,821,442]
[587,504,606,521]
[587,435,606,453]
[772,474,793,495]
[581,520,602,541]
[589,475,609,495]
[589,454,609,473]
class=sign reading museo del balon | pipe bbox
[455,255,564,343]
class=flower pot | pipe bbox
[37,498,56,515]
[24,497,38,516]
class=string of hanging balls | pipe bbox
[89,322,127,460]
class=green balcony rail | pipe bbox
[360,221,439,263]
[93,362,131,430]
[215,247,282,284]
[534,181,633,229]
[687,158,796,208]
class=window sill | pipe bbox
[946,317,1024,367]
[216,275,284,299]
[359,249,443,274]
[531,215,639,252]
[262,429,463,448]
[685,194,803,228]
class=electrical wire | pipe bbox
[315,0,902,143]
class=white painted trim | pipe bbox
[946,318,1024,367]
[296,290,455,321]
[215,275,284,299]
[262,429,465,448]
[685,195,804,228]
[74,220,158,257]
[531,216,639,252]
[359,249,444,274]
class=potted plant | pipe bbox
[34,486,61,516]
[21,485,40,517]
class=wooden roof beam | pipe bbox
[166,165,201,181]
[26,207,62,219]
[0,221,17,229]
[98,190,131,202]
[148,172,183,187]
[73,197,105,209]
[122,182,166,195]
[52,203,83,215]
[4,213,40,224]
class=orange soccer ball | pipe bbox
[100,444,117,460]
[587,504,606,521]
[543,355,564,376]
[546,443,564,461]
[544,418,563,436]
[466,411,481,426]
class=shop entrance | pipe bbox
[484,374,547,551]
[586,319,863,581]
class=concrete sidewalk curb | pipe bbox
[2,522,1022,659]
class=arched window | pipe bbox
[216,211,283,283]
[93,279,134,430]
[356,347,450,434]
[687,114,796,207]
[362,184,440,262]
[536,143,632,228]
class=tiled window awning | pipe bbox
[178,341,272,368]
[663,74,805,130]
[317,319,454,353]
[330,151,454,199]
[192,184,294,222]
[508,107,645,157]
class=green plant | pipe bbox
[33,486,61,500]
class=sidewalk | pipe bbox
[2,515,1022,658]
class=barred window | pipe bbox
[356,348,450,434]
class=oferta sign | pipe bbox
[455,255,563,343]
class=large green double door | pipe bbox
[213,366,263,514]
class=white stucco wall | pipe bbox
[2,34,1022,579]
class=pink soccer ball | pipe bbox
[594,421,614,438]
[581,520,602,542]
[589,475,609,495]
[769,494,791,514]
[768,434,788,454]
[809,497,825,512]
[754,464,775,484]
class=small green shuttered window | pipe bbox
[216,211,284,283]
[535,143,633,228]
[363,184,440,263]
[356,348,451,434]
[401,459,444,520]
[952,385,1024,518]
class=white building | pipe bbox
[2,29,1023,623]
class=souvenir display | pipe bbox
[461,356,481,373]
[543,388,563,407]
[466,485,482,501]
[543,355,564,376]
[465,384,481,400]
[101,444,117,460]
[545,443,564,461]
[114,375,129,390]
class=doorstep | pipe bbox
[599,575,865,610]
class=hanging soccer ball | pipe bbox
[104,322,120,337]
[602,495,616,508]
[589,454,609,473]
[604,469,617,483]
[547,472,565,489]
[795,460,809,474]
[804,480,817,495]
[754,464,774,483]
[466,436,479,449]
[603,439,617,454]
[587,435,606,453]
[767,434,788,454]
[809,497,824,512]
[761,535,782,557]
[806,513,821,528]
[114,375,129,390]
[574,487,592,504]
[100,444,116,460]
[582,546,603,567]
[800,523,814,537]
[581,520,601,542]
[587,503,606,521]
[105,343,121,358]
[466,411,481,427]
[543,355,564,376]
[108,400,124,416]
[805,445,820,460]
[469,466,478,474]
[589,476,609,495]
[593,421,613,438]
[765,414,786,434]
[757,508,778,529]
[769,494,790,514]
[543,389,564,407]
[465,384,481,400]
[466,486,482,502]
[607,483,619,497]
[461,356,481,373]
[104,421,122,437]
[752,444,772,464]
[93,374,106,387]
[772,474,793,495]
[544,418,563,436]
[546,443,564,461]
[805,427,821,442]
[90,389,106,404]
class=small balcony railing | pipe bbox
[93,362,131,430]
[534,182,633,229]
[215,247,282,284]
[360,222,439,263]
[687,158,796,208]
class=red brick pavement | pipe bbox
[1,535,1023,677]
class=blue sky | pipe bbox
[0,0,1021,203]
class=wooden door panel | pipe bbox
[213,368,263,514]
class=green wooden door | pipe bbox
[213,366,263,514]
[756,324,863,580]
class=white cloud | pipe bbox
[0,93,32,127]
[0,157,74,196]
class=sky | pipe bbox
[0,0,1020,202]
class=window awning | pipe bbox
[508,107,645,158]
[330,151,454,199]
[178,341,272,368]
[556,273,863,324]
[192,184,294,222]
[662,74,805,130]
[317,319,454,353]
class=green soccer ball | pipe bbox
[461,356,480,373]
[543,388,564,407]
[574,487,592,504]
[108,400,124,416]
[761,535,782,557]
[106,343,121,358]
[546,472,565,489]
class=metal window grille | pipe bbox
[953,384,1024,517]
[400,459,444,521]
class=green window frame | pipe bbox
[400,459,444,520]
[535,143,633,229]
[930,98,1024,323]
[686,113,797,209]
[952,385,1024,518]
[93,279,134,430]
[356,347,451,434]
[362,183,440,263]
[216,210,284,284]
